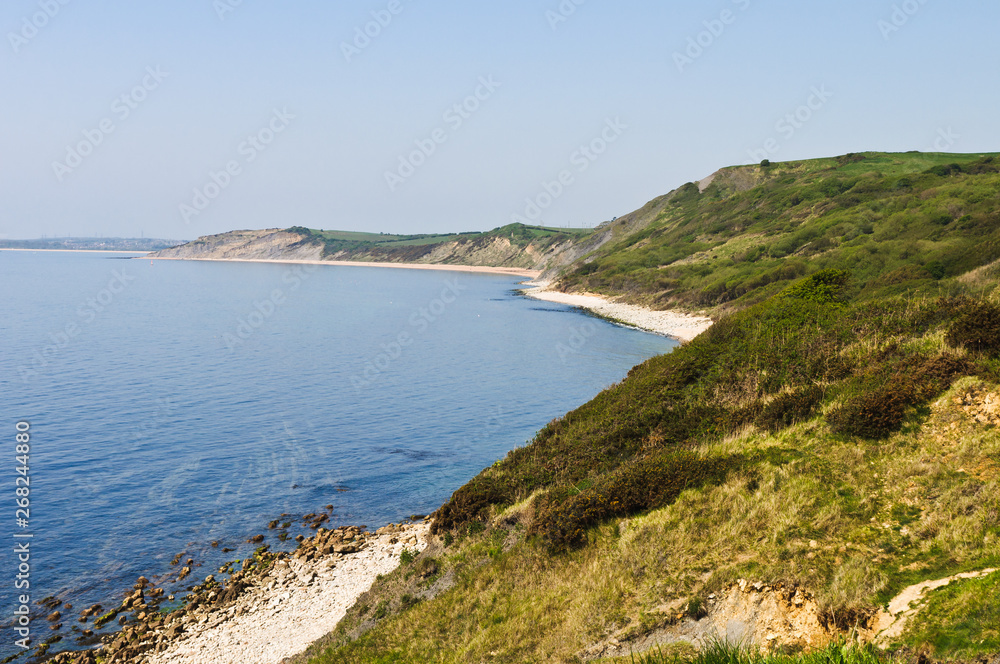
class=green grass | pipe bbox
[892,570,1000,658]
[557,151,1000,316]
[301,276,1000,662]
[612,641,887,664]
[296,151,1000,663]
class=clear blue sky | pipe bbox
[2,0,997,240]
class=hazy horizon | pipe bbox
[3,1,998,241]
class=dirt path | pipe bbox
[872,568,999,643]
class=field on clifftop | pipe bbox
[294,152,1000,664]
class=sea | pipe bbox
[0,250,676,657]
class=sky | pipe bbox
[1,1,998,241]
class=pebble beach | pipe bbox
[521,282,714,342]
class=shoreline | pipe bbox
[144,256,709,340]
[46,521,431,664]
[520,282,713,342]
[148,522,430,664]
[143,256,541,279]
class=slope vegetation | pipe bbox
[557,152,1000,315]
[293,151,1000,664]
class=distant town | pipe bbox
[0,237,185,252]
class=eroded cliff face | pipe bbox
[151,229,585,272]
[151,229,323,261]
[340,235,580,270]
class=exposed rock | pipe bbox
[583,582,844,660]
[955,386,1000,425]
[149,229,324,262]
[334,543,360,554]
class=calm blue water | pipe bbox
[0,250,675,655]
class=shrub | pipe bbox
[827,385,911,440]
[672,182,701,204]
[965,155,1000,174]
[414,557,439,579]
[686,596,707,619]
[946,300,1000,353]
[875,264,936,286]
[827,354,971,439]
[924,260,947,280]
[531,451,740,549]
[905,354,972,400]
[926,163,964,177]
[432,477,507,534]
[755,385,825,432]
[780,269,849,304]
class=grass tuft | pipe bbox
[616,641,887,664]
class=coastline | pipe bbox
[46,522,431,664]
[144,256,541,279]
[143,256,710,340]
[148,522,430,664]
[520,282,713,342]
[0,248,151,254]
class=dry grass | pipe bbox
[304,286,1000,663]
[306,379,1000,662]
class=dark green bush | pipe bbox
[780,269,849,304]
[925,163,964,177]
[432,478,508,534]
[946,300,1000,353]
[755,385,825,432]
[827,354,970,439]
[924,260,946,280]
[965,156,1000,174]
[531,451,740,549]
[672,182,701,204]
[827,385,910,439]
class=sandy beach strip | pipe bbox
[145,256,541,279]
[521,283,713,342]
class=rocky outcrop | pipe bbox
[584,568,1000,660]
[582,580,849,660]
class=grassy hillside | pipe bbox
[296,277,1000,663]
[292,152,1000,664]
[557,152,1000,315]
